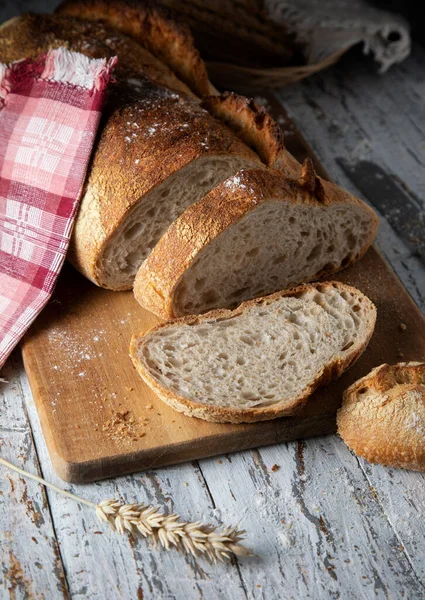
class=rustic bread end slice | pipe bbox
[131,282,376,423]
[134,168,378,318]
[337,362,425,471]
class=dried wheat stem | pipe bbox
[0,456,251,562]
[0,457,96,508]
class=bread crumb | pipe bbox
[145,404,153,409]
[271,464,280,472]
[398,350,405,357]
[217,459,223,464]
[184,482,189,486]
[125,386,134,392]
[399,323,407,331]
[102,410,146,446]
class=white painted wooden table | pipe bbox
[2,2,425,598]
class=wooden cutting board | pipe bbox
[21,98,425,483]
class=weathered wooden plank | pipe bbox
[0,354,68,600]
[198,438,425,599]
[356,458,425,585]
[19,364,248,600]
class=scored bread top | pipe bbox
[337,362,425,471]
[201,92,302,176]
[56,0,213,97]
[0,13,192,96]
[131,281,377,423]
[134,168,378,318]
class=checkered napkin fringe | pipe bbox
[0,48,116,370]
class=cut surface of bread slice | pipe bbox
[131,282,376,423]
[134,168,378,318]
[337,362,425,471]
[70,81,261,290]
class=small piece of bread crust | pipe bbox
[337,362,425,471]
[131,281,376,423]
[56,0,213,97]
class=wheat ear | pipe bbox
[0,457,251,562]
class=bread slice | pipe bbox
[70,81,261,290]
[131,282,376,423]
[134,168,378,318]
[56,0,214,97]
[337,362,425,471]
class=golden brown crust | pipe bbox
[69,85,260,288]
[134,168,379,318]
[130,281,376,423]
[0,13,191,95]
[200,92,312,178]
[201,92,285,166]
[56,0,213,97]
[337,363,425,471]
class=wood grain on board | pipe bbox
[21,100,425,483]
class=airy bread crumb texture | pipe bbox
[337,362,425,471]
[176,200,373,315]
[131,282,376,423]
[100,156,254,289]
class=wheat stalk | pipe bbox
[0,457,251,562]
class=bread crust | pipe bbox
[134,168,379,317]
[201,93,284,166]
[69,84,260,289]
[0,13,192,96]
[130,281,376,423]
[56,0,213,97]
[337,362,425,471]
[201,92,302,176]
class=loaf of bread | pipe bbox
[134,167,378,318]
[337,363,425,471]
[1,3,378,297]
[131,281,376,423]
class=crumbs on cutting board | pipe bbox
[46,322,152,445]
[100,410,149,445]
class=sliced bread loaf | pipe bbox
[134,168,378,318]
[70,81,261,290]
[131,282,376,423]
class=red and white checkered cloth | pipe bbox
[0,48,116,370]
